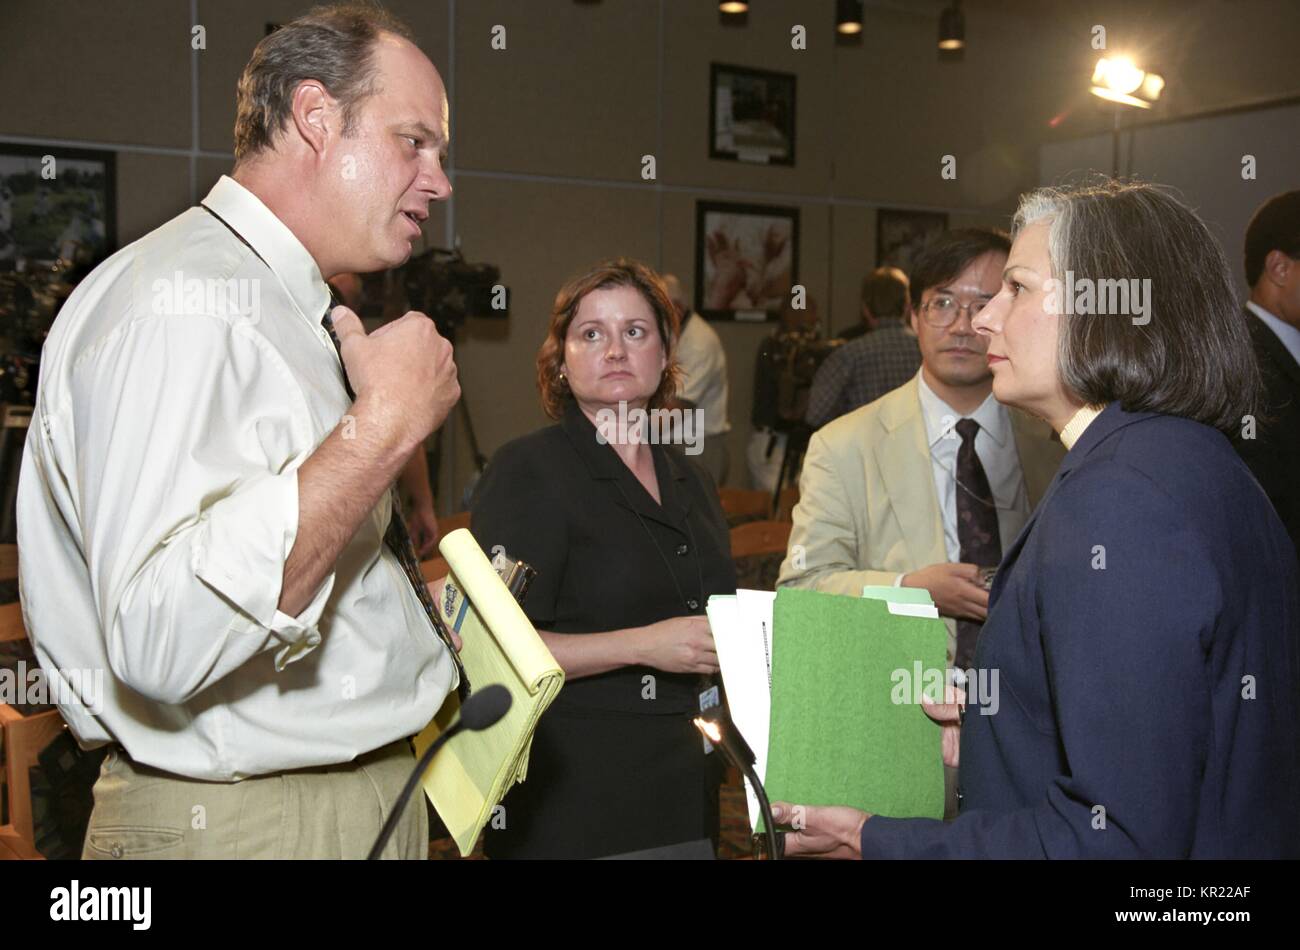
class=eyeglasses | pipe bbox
[919,294,991,328]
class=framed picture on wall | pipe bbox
[695,200,799,322]
[876,208,948,274]
[709,63,796,166]
[0,142,116,271]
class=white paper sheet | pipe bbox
[707,589,776,830]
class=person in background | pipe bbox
[836,265,911,342]
[661,274,731,486]
[331,272,440,555]
[776,181,1300,859]
[1236,190,1300,562]
[806,266,920,428]
[470,258,736,859]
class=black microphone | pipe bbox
[367,684,512,860]
[693,707,783,860]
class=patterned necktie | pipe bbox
[953,418,1001,671]
[322,305,469,699]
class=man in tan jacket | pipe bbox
[778,229,1064,669]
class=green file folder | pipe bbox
[763,587,947,825]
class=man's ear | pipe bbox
[1264,249,1293,287]
[289,80,333,156]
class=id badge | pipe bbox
[698,685,720,754]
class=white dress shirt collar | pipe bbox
[1246,300,1300,368]
[916,369,1009,448]
[912,369,1031,564]
[202,175,332,321]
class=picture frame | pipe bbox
[875,208,949,274]
[0,142,116,271]
[695,200,799,323]
[709,63,796,166]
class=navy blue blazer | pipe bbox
[860,404,1300,858]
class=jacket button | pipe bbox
[676,543,689,556]
[686,599,700,611]
[110,843,124,859]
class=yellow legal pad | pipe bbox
[413,529,564,855]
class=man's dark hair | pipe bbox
[907,228,1011,308]
[233,3,415,164]
[1244,190,1300,287]
[860,266,909,320]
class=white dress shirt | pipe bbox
[17,175,456,781]
[1246,300,1300,368]
[674,312,731,436]
[915,370,1031,563]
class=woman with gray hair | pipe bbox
[771,180,1300,858]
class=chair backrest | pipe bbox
[718,488,799,524]
[0,545,17,583]
[718,488,771,522]
[0,601,25,643]
[440,511,472,536]
[729,520,793,593]
[729,520,793,559]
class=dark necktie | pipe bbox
[322,305,469,699]
[953,418,1001,670]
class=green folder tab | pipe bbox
[861,585,934,606]
[764,587,946,824]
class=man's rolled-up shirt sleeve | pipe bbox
[70,311,335,704]
[859,464,1216,858]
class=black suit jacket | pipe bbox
[469,401,737,714]
[1238,307,1300,561]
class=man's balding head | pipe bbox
[233,4,416,165]
[229,3,452,280]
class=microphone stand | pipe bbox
[368,721,466,860]
[693,711,781,861]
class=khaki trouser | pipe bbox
[82,740,427,860]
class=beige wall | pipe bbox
[3,0,1297,504]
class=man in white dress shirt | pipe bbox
[17,5,461,858]
[661,274,731,485]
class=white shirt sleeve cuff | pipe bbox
[893,572,906,587]
[191,468,336,668]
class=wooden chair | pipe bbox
[0,545,17,583]
[0,705,63,858]
[718,488,799,525]
[0,600,63,859]
[439,511,471,536]
[729,520,793,593]
[718,488,771,524]
[0,601,24,644]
